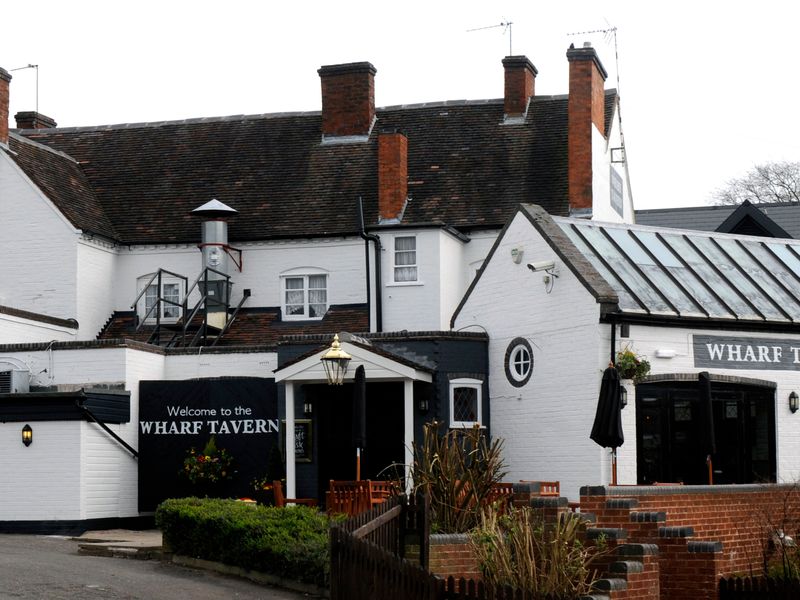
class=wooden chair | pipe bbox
[368,480,398,506]
[272,481,317,508]
[327,480,373,516]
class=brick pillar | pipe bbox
[0,68,11,145]
[567,43,608,215]
[318,62,376,138]
[502,55,537,119]
[378,130,408,223]
[15,111,57,129]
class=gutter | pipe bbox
[358,197,383,332]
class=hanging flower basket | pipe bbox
[181,436,234,487]
[615,347,651,384]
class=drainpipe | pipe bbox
[358,197,383,332]
[609,320,617,366]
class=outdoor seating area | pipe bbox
[326,480,399,516]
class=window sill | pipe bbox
[283,316,325,322]
[386,281,424,288]
[449,423,485,430]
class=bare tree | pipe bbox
[712,161,800,205]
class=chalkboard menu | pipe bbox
[282,419,313,463]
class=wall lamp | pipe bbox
[790,391,799,414]
[321,334,351,385]
[620,387,628,409]
[304,400,313,416]
[22,424,32,447]
[418,397,429,413]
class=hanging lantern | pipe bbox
[321,334,351,385]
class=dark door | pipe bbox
[636,381,775,485]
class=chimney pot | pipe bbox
[502,56,537,120]
[15,111,57,130]
[0,67,11,146]
[318,61,376,139]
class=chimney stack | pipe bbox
[318,62,376,139]
[378,130,408,223]
[15,111,57,130]
[567,43,608,215]
[0,68,11,146]
[502,56,537,120]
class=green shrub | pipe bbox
[155,497,333,585]
[412,421,507,533]
[470,506,606,599]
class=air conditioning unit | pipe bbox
[0,370,30,394]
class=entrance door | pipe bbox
[308,381,405,500]
[636,381,775,485]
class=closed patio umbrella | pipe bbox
[353,365,366,480]
[590,366,625,484]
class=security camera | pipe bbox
[527,261,555,272]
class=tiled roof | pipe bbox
[8,134,117,239]
[636,202,800,239]
[12,91,617,244]
[97,304,369,348]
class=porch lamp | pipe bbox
[22,424,32,447]
[321,334,351,385]
[790,391,799,414]
[620,386,628,409]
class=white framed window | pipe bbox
[393,236,418,282]
[138,276,183,322]
[449,378,482,428]
[504,338,533,387]
[282,273,328,320]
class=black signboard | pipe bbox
[138,377,279,511]
[281,419,313,463]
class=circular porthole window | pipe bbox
[505,337,533,387]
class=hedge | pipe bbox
[155,497,334,586]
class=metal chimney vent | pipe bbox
[0,370,30,394]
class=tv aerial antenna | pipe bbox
[10,64,39,113]
[467,20,514,55]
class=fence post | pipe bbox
[419,490,431,570]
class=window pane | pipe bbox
[396,251,416,266]
[511,347,531,379]
[395,266,418,282]
[286,290,304,305]
[309,289,327,304]
[286,304,304,316]
[145,285,157,315]
[308,275,326,289]
[286,277,304,290]
[309,304,326,318]
[453,387,478,423]
[395,236,416,251]
[163,283,180,318]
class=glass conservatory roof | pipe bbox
[554,217,800,324]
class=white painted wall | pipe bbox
[0,150,79,321]
[0,313,76,344]
[77,238,118,341]
[439,231,466,329]
[454,211,606,500]
[590,105,633,225]
[0,421,83,520]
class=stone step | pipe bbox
[610,560,644,575]
[659,526,694,539]
[593,577,628,593]
[606,498,639,510]
[629,511,666,523]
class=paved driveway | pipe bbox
[0,534,321,599]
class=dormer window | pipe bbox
[282,272,328,320]
[394,236,417,282]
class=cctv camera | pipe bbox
[526,261,555,272]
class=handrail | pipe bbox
[211,290,250,346]
[130,269,188,309]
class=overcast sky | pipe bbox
[3,1,799,211]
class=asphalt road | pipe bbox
[0,534,320,600]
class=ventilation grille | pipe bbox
[0,370,30,394]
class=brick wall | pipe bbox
[502,56,536,118]
[581,484,800,598]
[378,132,407,222]
[0,68,10,145]
[427,534,481,582]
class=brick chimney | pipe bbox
[378,130,408,223]
[0,68,11,146]
[318,62,376,139]
[502,56,537,120]
[15,111,57,129]
[567,43,608,215]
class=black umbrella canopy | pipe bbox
[590,367,625,449]
[352,365,366,450]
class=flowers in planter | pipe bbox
[615,347,651,384]
[182,436,234,485]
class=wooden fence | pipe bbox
[330,493,572,600]
[719,577,800,599]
